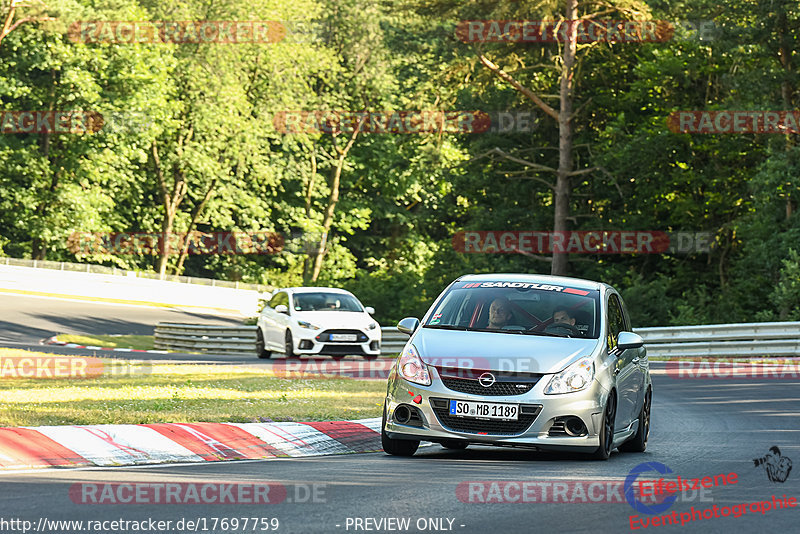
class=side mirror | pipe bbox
[365,306,375,315]
[397,317,420,336]
[617,331,644,352]
[275,304,289,315]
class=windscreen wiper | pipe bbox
[521,330,570,338]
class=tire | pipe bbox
[285,330,299,359]
[256,329,272,359]
[589,393,616,460]
[381,401,420,457]
[440,440,468,450]
[619,388,651,453]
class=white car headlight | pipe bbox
[366,322,378,330]
[397,345,431,386]
[297,320,320,330]
[544,357,595,394]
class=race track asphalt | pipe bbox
[0,369,798,533]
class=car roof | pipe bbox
[456,273,604,291]
[279,287,354,295]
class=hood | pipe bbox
[292,310,375,329]
[412,328,600,374]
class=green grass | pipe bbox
[0,349,386,427]
[57,334,156,351]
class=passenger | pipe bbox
[552,307,576,326]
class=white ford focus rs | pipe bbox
[256,287,381,360]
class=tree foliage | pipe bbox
[0,0,798,326]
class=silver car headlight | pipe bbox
[544,357,595,394]
[366,322,378,330]
[297,320,320,330]
[397,345,431,386]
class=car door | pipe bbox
[607,293,636,431]
[620,296,646,419]
[261,291,289,349]
[274,291,293,342]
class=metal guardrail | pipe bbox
[0,256,272,292]
[157,322,800,359]
[635,322,800,343]
[637,322,800,357]
[381,327,408,354]
[155,323,259,357]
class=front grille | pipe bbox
[441,377,537,396]
[429,397,541,435]
[437,367,543,396]
[316,329,368,343]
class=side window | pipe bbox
[619,297,632,331]
[607,294,624,351]
[269,292,288,309]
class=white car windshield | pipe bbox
[293,292,363,312]
[423,281,601,338]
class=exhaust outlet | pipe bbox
[393,405,412,424]
[564,417,587,436]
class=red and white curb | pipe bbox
[0,418,382,470]
[43,335,169,354]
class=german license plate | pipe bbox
[449,400,518,420]
[330,334,357,342]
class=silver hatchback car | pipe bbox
[382,274,651,460]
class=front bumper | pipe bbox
[384,365,610,451]
[293,329,381,356]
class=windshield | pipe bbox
[293,292,364,312]
[424,281,600,338]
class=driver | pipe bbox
[552,307,576,326]
[487,297,513,329]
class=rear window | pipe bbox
[424,281,600,339]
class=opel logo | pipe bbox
[478,372,496,388]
